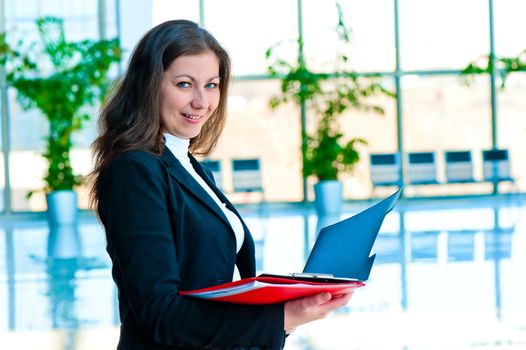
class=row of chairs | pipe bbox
[370,149,514,187]
[202,149,513,199]
[201,158,263,194]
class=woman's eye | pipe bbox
[176,81,191,88]
[206,82,218,89]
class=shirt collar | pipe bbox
[163,132,190,161]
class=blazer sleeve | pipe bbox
[98,152,286,349]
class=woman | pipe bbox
[91,19,352,350]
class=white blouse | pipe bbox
[164,133,244,281]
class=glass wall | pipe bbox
[202,0,523,201]
[0,0,524,213]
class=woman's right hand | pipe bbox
[284,292,353,331]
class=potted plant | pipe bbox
[0,16,122,224]
[266,3,394,214]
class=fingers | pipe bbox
[284,291,354,330]
[284,292,332,329]
[316,291,353,314]
[298,292,352,317]
[329,291,354,302]
[301,291,352,309]
[305,292,332,307]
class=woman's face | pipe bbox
[160,51,220,139]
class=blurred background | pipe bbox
[0,0,525,349]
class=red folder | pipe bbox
[179,275,365,304]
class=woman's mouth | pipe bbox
[182,113,203,121]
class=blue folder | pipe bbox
[303,188,402,281]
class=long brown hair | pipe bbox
[90,19,231,207]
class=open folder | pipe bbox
[180,188,402,304]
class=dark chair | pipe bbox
[231,158,263,193]
[231,158,265,207]
[369,153,403,187]
[406,152,439,185]
[482,149,513,183]
[444,150,475,183]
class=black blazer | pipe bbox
[98,148,286,350]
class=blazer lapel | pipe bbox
[189,154,255,278]
[189,154,246,225]
[161,148,230,227]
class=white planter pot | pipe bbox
[313,180,343,216]
[46,190,79,226]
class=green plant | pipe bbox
[266,3,395,181]
[0,16,122,194]
[461,49,526,88]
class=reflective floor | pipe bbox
[1,194,526,349]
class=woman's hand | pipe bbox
[284,292,353,330]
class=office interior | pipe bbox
[0,1,525,349]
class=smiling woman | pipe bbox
[89,19,353,350]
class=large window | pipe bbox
[0,0,524,214]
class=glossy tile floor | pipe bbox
[1,194,526,349]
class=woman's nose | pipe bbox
[191,89,207,110]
